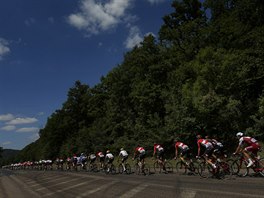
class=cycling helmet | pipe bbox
[236,132,243,137]
[120,148,124,151]
[106,150,110,153]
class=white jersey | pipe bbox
[119,150,128,157]
[106,153,114,159]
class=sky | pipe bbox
[0,0,173,150]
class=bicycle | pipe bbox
[231,153,264,177]
[86,161,98,172]
[118,162,132,174]
[153,159,173,173]
[175,158,198,175]
[197,155,230,179]
[103,162,116,175]
[134,159,150,175]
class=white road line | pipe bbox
[76,180,118,198]
[43,179,100,197]
[28,175,70,187]
[119,184,149,198]
[180,190,196,198]
[35,177,81,191]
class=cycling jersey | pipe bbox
[119,150,128,157]
[210,139,223,147]
[89,154,96,160]
[154,144,164,153]
[106,153,114,159]
[97,152,105,158]
[239,136,260,154]
[197,139,213,149]
[135,147,145,154]
[175,142,189,150]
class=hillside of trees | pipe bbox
[12,0,264,162]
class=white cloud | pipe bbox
[124,26,143,49]
[0,125,16,131]
[16,127,39,133]
[0,113,14,121]
[2,141,11,146]
[28,133,40,141]
[0,38,10,60]
[24,17,36,26]
[7,117,38,125]
[146,0,165,4]
[68,0,132,35]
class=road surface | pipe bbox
[1,169,263,198]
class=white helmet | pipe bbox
[236,132,243,137]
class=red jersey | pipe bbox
[135,147,145,154]
[239,137,259,146]
[175,142,189,150]
[154,144,164,152]
[197,139,213,149]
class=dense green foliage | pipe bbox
[14,0,264,161]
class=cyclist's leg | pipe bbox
[243,147,254,167]
[204,148,216,169]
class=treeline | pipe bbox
[14,0,264,162]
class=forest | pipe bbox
[6,0,264,163]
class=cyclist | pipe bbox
[96,151,105,170]
[196,134,216,169]
[105,150,115,172]
[153,143,166,172]
[132,145,146,171]
[174,140,191,166]
[205,135,226,160]
[88,153,97,164]
[233,132,261,168]
[79,153,87,168]
[118,148,129,172]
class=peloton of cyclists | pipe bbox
[233,132,261,168]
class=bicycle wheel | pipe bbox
[134,164,140,175]
[254,158,264,177]
[232,159,248,177]
[220,161,231,175]
[188,161,198,175]
[90,163,98,172]
[143,164,150,175]
[165,161,173,173]
[198,161,213,178]
[125,164,131,174]
[153,161,160,173]
[110,164,116,174]
[118,164,124,174]
[175,161,187,174]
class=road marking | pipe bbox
[177,186,264,198]
[10,175,41,198]
[180,190,196,198]
[35,177,81,191]
[119,184,149,198]
[76,180,118,198]
[28,175,70,187]
[43,179,99,197]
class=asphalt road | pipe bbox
[0,169,264,198]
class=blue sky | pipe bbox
[0,0,173,150]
